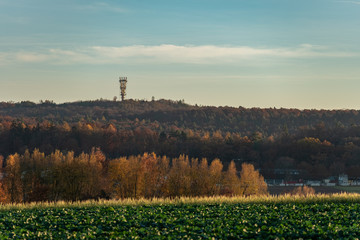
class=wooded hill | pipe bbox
[1,99,359,135]
[1,99,360,180]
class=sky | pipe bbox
[1,0,360,109]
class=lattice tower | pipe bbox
[119,77,127,101]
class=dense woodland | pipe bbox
[1,99,360,181]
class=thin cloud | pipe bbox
[335,0,360,5]
[76,2,127,13]
[16,52,50,62]
[90,44,356,63]
[0,53,10,65]
[1,44,356,65]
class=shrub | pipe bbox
[291,186,315,196]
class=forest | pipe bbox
[1,99,360,182]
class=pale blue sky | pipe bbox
[1,0,360,109]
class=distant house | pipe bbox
[283,180,304,186]
[265,173,360,187]
[306,180,321,187]
[338,174,349,186]
[348,177,360,186]
[322,178,336,187]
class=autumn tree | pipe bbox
[49,150,107,201]
[189,158,200,196]
[0,155,9,203]
[108,157,131,199]
[20,149,48,202]
[197,158,211,196]
[239,163,267,196]
[190,158,211,196]
[167,155,191,197]
[128,155,145,198]
[4,154,22,202]
[109,155,145,199]
[154,156,170,197]
[141,152,170,198]
[0,182,8,203]
[54,151,89,201]
[222,161,240,195]
[83,147,108,199]
[48,150,65,201]
[208,158,223,195]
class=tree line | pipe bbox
[0,149,267,203]
[1,120,360,179]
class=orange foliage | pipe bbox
[0,182,9,203]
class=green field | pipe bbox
[1,194,360,239]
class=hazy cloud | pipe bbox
[1,44,356,65]
[335,0,360,5]
[16,52,50,62]
[91,44,354,62]
[76,2,127,13]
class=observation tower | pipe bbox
[119,77,127,101]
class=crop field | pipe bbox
[1,194,360,239]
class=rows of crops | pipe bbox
[1,195,360,239]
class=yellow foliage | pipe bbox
[209,159,223,195]
[85,124,93,131]
[0,182,9,204]
[2,150,269,203]
[239,163,268,196]
[62,122,71,132]
[222,161,241,195]
[106,124,117,133]
[167,155,191,197]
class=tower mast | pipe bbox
[119,77,127,101]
